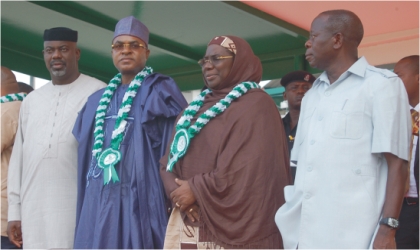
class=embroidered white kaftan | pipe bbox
[7,74,106,249]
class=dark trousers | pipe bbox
[395,198,419,249]
[1,236,21,249]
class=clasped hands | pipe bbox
[170,178,200,223]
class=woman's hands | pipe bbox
[185,204,200,223]
[170,178,200,222]
[170,178,196,211]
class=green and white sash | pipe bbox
[166,81,260,172]
[0,93,27,103]
[92,66,153,185]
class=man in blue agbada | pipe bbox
[72,16,187,249]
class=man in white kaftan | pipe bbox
[275,10,411,249]
[7,27,106,249]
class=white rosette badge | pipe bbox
[167,129,190,172]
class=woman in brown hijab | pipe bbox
[160,35,290,249]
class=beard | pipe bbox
[50,60,66,77]
[51,68,66,77]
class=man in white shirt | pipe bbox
[7,27,106,249]
[394,55,419,249]
[275,10,411,249]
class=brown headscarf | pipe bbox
[203,36,262,94]
[160,35,290,248]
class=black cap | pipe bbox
[43,27,78,42]
[280,70,316,88]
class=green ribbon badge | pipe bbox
[98,148,121,185]
[167,129,190,172]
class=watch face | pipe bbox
[381,217,399,228]
[389,218,399,228]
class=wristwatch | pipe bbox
[379,217,399,229]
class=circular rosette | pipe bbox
[172,129,190,158]
[167,129,190,172]
[98,148,121,185]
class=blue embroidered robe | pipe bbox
[72,73,187,249]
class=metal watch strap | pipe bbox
[379,217,399,229]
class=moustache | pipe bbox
[50,60,66,67]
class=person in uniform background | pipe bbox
[72,16,187,249]
[7,27,106,249]
[280,70,315,183]
[393,55,419,249]
[275,9,411,249]
[1,66,25,249]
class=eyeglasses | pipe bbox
[43,46,69,55]
[111,42,146,52]
[198,55,233,67]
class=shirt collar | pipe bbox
[347,56,368,78]
[313,56,368,86]
[314,71,328,85]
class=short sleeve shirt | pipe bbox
[277,57,411,249]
